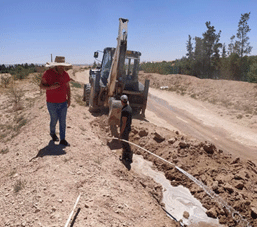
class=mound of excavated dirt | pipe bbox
[96,115,257,227]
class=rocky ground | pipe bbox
[0,69,257,226]
[96,112,257,227]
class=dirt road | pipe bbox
[146,88,257,163]
[70,67,89,84]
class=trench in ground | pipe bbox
[131,154,220,227]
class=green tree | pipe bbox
[193,36,205,77]
[219,56,230,79]
[227,53,241,80]
[222,43,227,58]
[0,64,7,73]
[183,35,194,75]
[92,61,97,68]
[186,35,193,60]
[212,36,222,75]
[236,12,252,58]
[202,21,222,78]
[228,35,239,55]
[247,61,257,83]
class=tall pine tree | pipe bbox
[186,35,193,60]
[236,12,252,58]
[202,21,222,78]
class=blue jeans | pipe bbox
[47,102,67,140]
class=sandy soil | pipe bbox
[68,66,89,84]
[0,68,257,226]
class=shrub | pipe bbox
[74,94,85,106]
[10,66,30,80]
[0,148,9,154]
[8,86,24,111]
[70,81,82,88]
[247,61,257,83]
[31,73,42,86]
[140,61,178,75]
[1,74,12,88]
[13,179,26,193]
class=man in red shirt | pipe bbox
[40,56,72,146]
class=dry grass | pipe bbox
[14,115,27,130]
[190,93,197,99]
[94,156,102,165]
[13,179,26,193]
[9,169,17,177]
[237,114,243,119]
[0,78,37,142]
[74,94,85,106]
[31,73,42,86]
[8,86,24,111]
[0,148,9,154]
[70,81,82,88]
[0,115,28,142]
[1,74,12,88]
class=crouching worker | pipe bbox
[119,95,133,163]
[40,56,72,146]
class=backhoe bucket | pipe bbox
[108,97,122,126]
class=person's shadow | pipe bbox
[106,138,131,170]
[29,140,66,161]
[107,138,122,150]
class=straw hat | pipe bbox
[45,56,72,70]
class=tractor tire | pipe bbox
[83,84,91,106]
[89,81,98,112]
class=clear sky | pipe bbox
[1,0,257,65]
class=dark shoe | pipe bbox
[60,139,70,146]
[119,156,125,162]
[127,159,133,164]
[119,156,132,164]
[51,134,59,142]
[119,156,131,170]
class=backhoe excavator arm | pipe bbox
[107,18,128,97]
